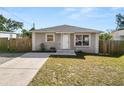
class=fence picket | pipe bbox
[0,38,32,52]
[99,40,124,55]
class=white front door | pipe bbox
[62,34,70,49]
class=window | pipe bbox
[46,34,55,42]
[83,35,89,46]
[75,34,90,47]
[75,35,82,46]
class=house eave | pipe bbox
[33,31,101,34]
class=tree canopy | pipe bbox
[99,32,112,40]
[21,29,32,38]
[116,13,124,30]
[29,23,35,31]
[0,15,23,32]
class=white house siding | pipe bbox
[112,30,124,40]
[34,32,45,51]
[32,32,62,51]
[32,32,99,53]
[0,33,16,39]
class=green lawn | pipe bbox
[29,54,124,86]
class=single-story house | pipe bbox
[0,31,17,39]
[112,29,124,40]
[32,25,102,53]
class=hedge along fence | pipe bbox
[99,40,124,56]
[0,38,32,52]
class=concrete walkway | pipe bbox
[0,53,50,86]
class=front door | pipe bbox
[62,34,70,49]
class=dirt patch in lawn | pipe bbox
[0,53,25,65]
[29,54,124,86]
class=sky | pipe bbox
[0,7,124,32]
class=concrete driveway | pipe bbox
[0,53,50,86]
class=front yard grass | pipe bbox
[29,53,124,86]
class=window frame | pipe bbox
[75,35,82,46]
[45,33,55,42]
[74,34,91,47]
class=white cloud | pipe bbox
[62,7,96,19]
[62,7,117,20]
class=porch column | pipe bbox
[95,33,99,53]
[32,32,36,51]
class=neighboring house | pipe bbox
[112,30,124,40]
[32,25,102,53]
[0,31,17,39]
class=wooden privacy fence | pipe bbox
[0,38,8,51]
[1,38,124,54]
[99,40,124,55]
[0,38,32,52]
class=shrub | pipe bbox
[75,50,85,56]
[40,43,46,51]
[75,50,83,53]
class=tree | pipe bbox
[21,29,32,38]
[0,15,23,31]
[99,32,112,40]
[5,19,23,31]
[29,23,35,31]
[0,15,7,31]
[116,13,124,30]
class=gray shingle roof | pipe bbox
[0,31,17,34]
[34,25,102,33]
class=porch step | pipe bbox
[55,49,76,55]
[57,49,75,53]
